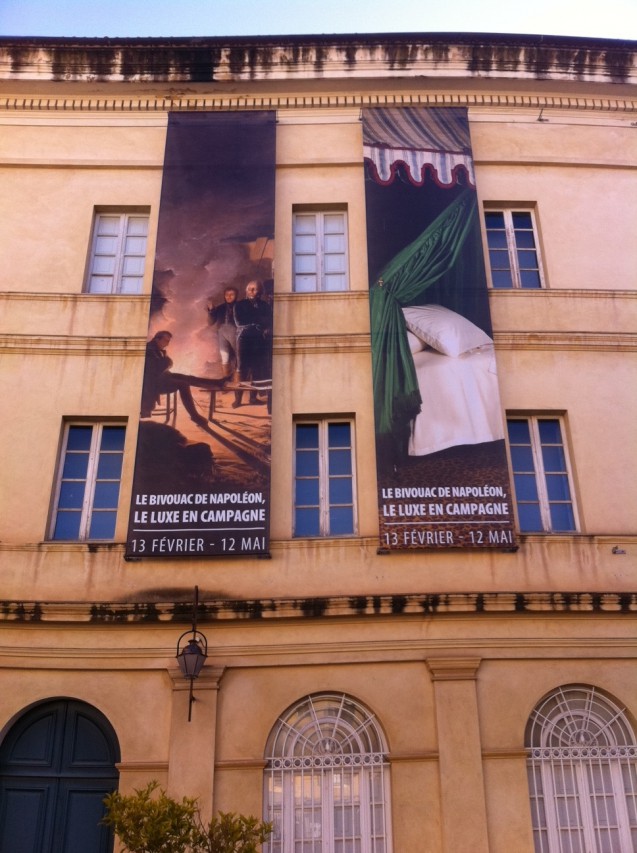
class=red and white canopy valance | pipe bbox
[363,106,475,188]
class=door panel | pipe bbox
[0,781,55,853]
[0,700,119,853]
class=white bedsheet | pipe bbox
[408,344,504,456]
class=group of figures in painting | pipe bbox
[141,279,273,428]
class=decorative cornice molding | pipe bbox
[1,93,636,115]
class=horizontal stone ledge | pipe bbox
[1,592,637,624]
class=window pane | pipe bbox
[489,249,510,269]
[295,276,317,292]
[542,445,567,472]
[296,451,319,477]
[484,212,505,228]
[123,236,147,256]
[127,216,148,236]
[67,426,93,450]
[296,479,319,505]
[94,235,118,254]
[486,231,508,249]
[538,419,562,444]
[517,249,538,269]
[329,478,353,504]
[93,481,121,510]
[96,216,121,235]
[515,230,536,249]
[491,269,513,288]
[88,276,113,294]
[62,453,90,479]
[330,506,354,535]
[549,503,575,531]
[294,215,317,235]
[295,254,317,273]
[89,511,117,539]
[58,481,86,509]
[100,426,126,451]
[324,234,345,255]
[324,274,347,291]
[120,276,143,294]
[295,508,320,537]
[510,445,534,471]
[323,213,345,233]
[324,253,346,273]
[92,255,116,274]
[538,419,562,443]
[546,474,572,501]
[514,474,539,501]
[296,425,319,449]
[520,270,542,289]
[328,422,351,446]
[329,449,352,476]
[518,503,543,532]
[122,255,145,275]
[53,511,82,540]
[508,420,531,444]
[512,211,533,229]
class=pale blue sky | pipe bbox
[0,0,635,40]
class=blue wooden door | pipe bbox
[0,699,120,853]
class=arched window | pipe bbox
[264,692,392,853]
[526,684,637,853]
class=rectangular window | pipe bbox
[50,423,126,540]
[293,209,348,292]
[85,211,149,294]
[484,208,544,289]
[507,416,577,533]
[294,419,356,537]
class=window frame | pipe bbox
[483,206,546,290]
[84,209,150,295]
[292,207,349,293]
[49,421,126,542]
[293,418,357,538]
[506,415,579,534]
[526,684,637,853]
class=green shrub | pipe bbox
[103,782,272,853]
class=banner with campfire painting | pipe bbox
[126,112,275,558]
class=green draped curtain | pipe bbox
[369,187,478,443]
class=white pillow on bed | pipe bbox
[402,304,492,357]
[406,330,426,353]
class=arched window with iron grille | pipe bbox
[264,692,392,853]
[526,684,637,853]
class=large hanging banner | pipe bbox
[364,107,516,550]
[126,112,275,558]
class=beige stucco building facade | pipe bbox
[0,33,636,853]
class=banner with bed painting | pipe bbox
[364,107,517,550]
[125,112,275,559]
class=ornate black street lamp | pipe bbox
[176,586,208,721]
